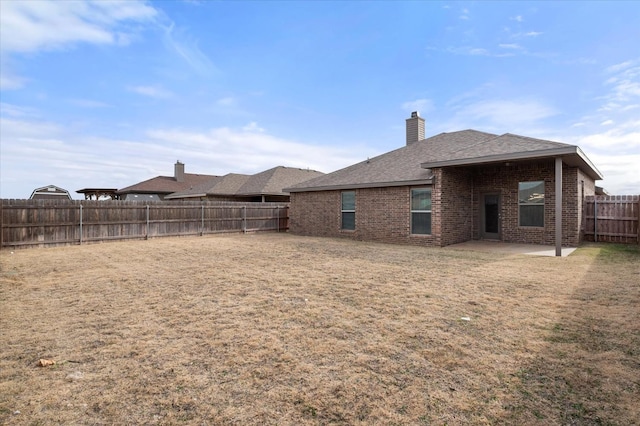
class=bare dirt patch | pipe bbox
[1,234,638,425]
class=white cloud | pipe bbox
[449,99,558,131]
[499,43,522,50]
[600,119,614,126]
[401,99,434,114]
[162,22,216,76]
[127,85,174,99]
[0,0,157,53]
[511,15,524,22]
[585,152,640,194]
[605,60,634,74]
[217,97,237,107]
[0,103,39,118]
[242,122,265,133]
[0,116,364,199]
[68,99,111,108]
[572,125,640,152]
[0,0,158,92]
[443,45,516,58]
[0,70,27,90]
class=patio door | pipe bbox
[482,193,501,240]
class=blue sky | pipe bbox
[1,0,639,199]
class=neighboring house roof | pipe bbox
[287,130,602,192]
[165,173,250,199]
[236,166,325,196]
[166,167,325,200]
[30,185,72,200]
[117,173,216,195]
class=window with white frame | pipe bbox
[411,188,431,234]
[341,191,355,230]
[518,181,544,227]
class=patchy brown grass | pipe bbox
[0,234,638,425]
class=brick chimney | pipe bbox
[406,111,425,145]
[174,161,185,182]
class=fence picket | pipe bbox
[583,195,639,244]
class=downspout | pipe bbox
[555,157,563,256]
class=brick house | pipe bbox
[285,112,603,255]
[117,161,217,201]
[165,166,324,202]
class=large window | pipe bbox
[341,191,355,230]
[411,188,432,234]
[519,181,544,227]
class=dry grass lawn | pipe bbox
[1,233,639,425]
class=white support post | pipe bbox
[555,157,563,257]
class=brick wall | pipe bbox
[470,160,586,246]
[290,186,442,247]
[439,168,473,246]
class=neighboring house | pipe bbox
[76,188,120,200]
[286,112,603,254]
[117,161,217,201]
[29,185,72,200]
[166,166,324,202]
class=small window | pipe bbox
[519,181,544,227]
[411,188,431,234]
[341,191,355,230]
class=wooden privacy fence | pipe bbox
[583,195,639,244]
[0,199,289,249]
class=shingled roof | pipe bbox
[165,166,324,200]
[117,173,217,195]
[165,173,251,199]
[236,166,325,196]
[287,130,602,192]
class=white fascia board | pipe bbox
[575,146,604,180]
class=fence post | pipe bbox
[594,196,598,243]
[277,206,280,232]
[146,204,150,240]
[79,203,83,245]
[201,204,205,236]
[242,206,246,233]
[637,197,640,244]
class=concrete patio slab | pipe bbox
[446,240,577,257]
